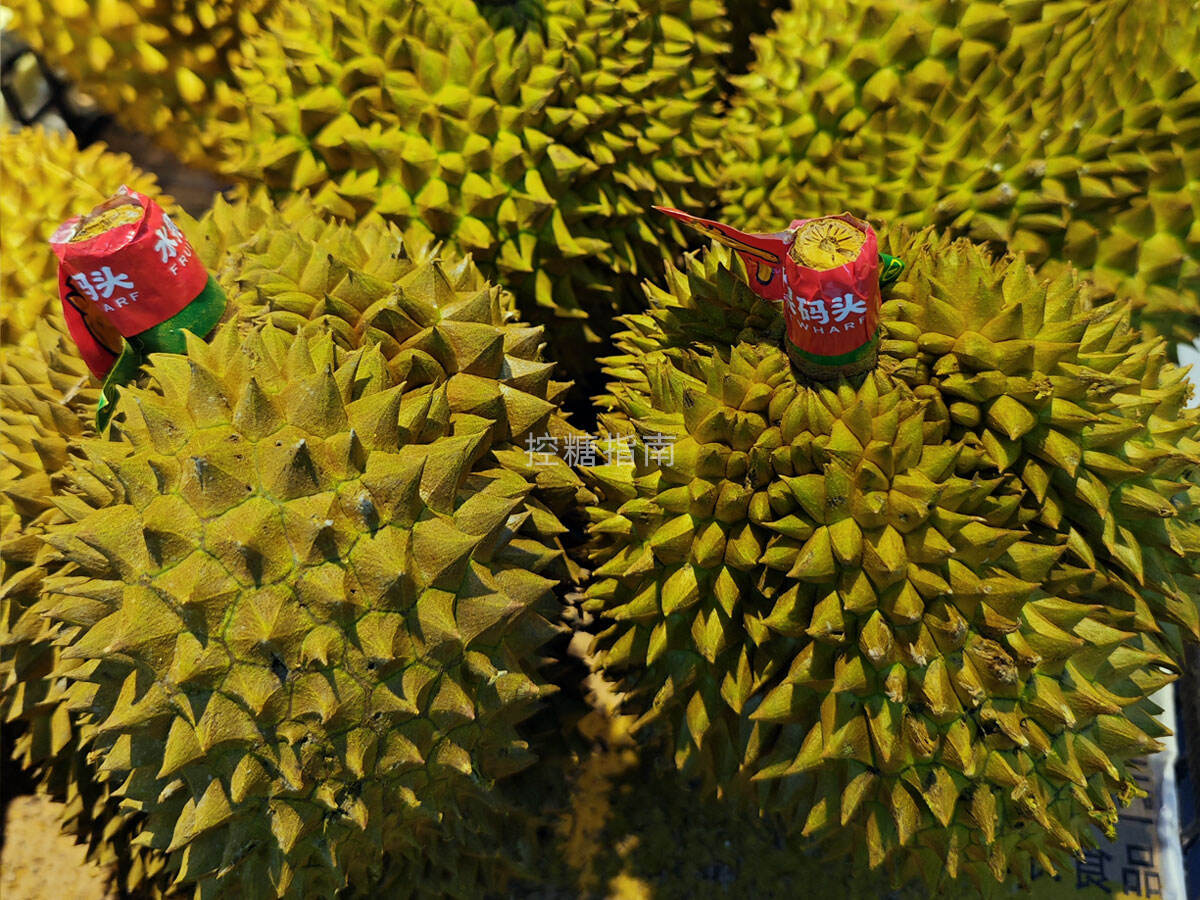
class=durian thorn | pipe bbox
[60,374,89,406]
[290,438,318,481]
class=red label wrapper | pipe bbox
[51,188,207,379]
[781,214,880,360]
[655,207,882,374]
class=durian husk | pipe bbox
[7,0,273,163]
[38,320,566,897]
[582,231,1200,889]
[721,0,1200,344]
[9,190,599,896]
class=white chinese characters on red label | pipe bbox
[786,291,868,334]
[70,267,139,311]
[155,225,179,263]
[159,214,195,275]
[830,294,867,322]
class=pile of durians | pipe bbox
[2,1,1199,897]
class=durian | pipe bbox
[721,0,1200,344]
[4,185,590,893]
[582,233,1200,888]
[184,0,726,382]
[38,320,564,897]
[0,127,166,348]
[7,0,271,163]
[0,127,177,895]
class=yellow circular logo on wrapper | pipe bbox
[789,217,867,270]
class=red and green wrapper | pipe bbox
[50,188,226,428]
[655,207,903,379]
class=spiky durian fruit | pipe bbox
[0,127,166,348]
[37,320,564,897]
[191,191,590,522]
[721,0,1200,343]
[4,189,587,894]
[193,0,727,378]
[582,233,1200,888]
[7,0,270,163]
